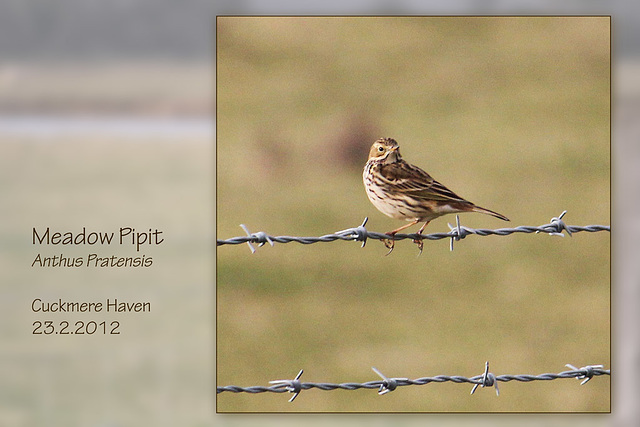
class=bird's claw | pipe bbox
[383,234,396,255]
[413,237,424,256]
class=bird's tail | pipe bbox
[472,205,510,222]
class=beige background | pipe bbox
[0,1,637,425]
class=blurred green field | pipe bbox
[216,17,609,412]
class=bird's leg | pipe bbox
[417,220,431,235]
[383,219,420,255]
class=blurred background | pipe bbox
[0,1,215,426]
[217,16,610,413]
[0,0,636,425]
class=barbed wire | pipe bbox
[216,363,610,401]
[217,210,610,252]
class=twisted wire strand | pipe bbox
[216,364,610,399]
[216,211,610,252]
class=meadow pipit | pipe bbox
[363,137,509,254]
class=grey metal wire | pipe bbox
[216,211,610,252]
[217,212,611,401]
[216,363,610,400]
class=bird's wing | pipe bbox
[379,161,467,203]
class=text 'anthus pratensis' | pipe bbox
[363,137,509,254]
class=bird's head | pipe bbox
[368,137,401,164]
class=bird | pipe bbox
[363,137,509,254]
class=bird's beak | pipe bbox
[390,146,398,152]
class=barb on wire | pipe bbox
[470,361,499,396]
[269,369,304,402]
[565,364,604,385]
[217,363,610,400]
[371,366,409,395]
[217,211,610,253]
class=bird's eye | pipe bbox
[377,146,384,152]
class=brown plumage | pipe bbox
[363,137,509,253]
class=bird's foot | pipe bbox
[412,236,424,256]
[383,232,396,256]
